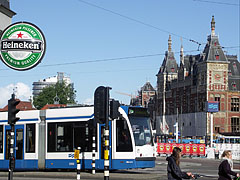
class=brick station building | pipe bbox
[155,16,240,138]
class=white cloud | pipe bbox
[0,83,32,108]
[83,97,94,105]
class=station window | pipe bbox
[116,119,133,152]
[47,121,93,152]
[231,98,239,112]
[215,97,220,111]
[0,125,3,153]
[26,124,35,153]
[231,117,240,133]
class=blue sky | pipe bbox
[0,0,239,107]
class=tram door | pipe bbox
[5,125,24,166]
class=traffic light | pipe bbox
[110,99,120,119]
[94,86,108,124]
[8,94,20,125]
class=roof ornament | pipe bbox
[211,15,216,36]
[168,35,172,52]
[53,93,60,104]
[13,86,17,98]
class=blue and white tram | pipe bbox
[0,106,155,170]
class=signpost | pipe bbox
[206,101,219,147]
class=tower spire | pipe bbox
[180,37,184,65]
[211,15,215,36]
[168,35,172,52]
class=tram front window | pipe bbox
[129,116,153,146]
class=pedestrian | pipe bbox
[218,150,239,180]
[166,147,194,180]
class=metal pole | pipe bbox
[180,106,183,143]
[92,126,96,175]
[104,87,110,180]
[162,89,166,134]
[210,113,213,148]
[8,125,15,180]
[77,147,81,180]
[176,108,178,143]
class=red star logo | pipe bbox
[17,32,24,38]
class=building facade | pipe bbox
[32,72,72,96]
[138,81,156,108]
[155,16,240,137]
[0,0,15,33]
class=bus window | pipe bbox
[0,125,2,153]
[26,124,35,153]
[116,119,133,152]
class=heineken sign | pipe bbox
[0,22,46,71]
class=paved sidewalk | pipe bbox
[0,171,162,180]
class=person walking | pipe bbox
[166,147,194,180]
[218,150,239,180]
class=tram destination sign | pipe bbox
[128,107,149,117]
[0,22,46,71]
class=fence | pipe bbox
[157,143,206,156]
[214,143,240,160]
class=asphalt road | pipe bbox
[0,157,239,180]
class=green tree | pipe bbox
[33,82,77,109]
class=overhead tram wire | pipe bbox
[76,0,203,48]
[23,49,204,68]
[192,0,240,6]
[20,46,240,68]
[0,46,239,71]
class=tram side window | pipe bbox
[225,138,230,143]
[116,119,133,152]
[48,121,93,152]
[230,138,235,144]
[48,123,73,152]
[56,123,73,152]
[73,123,93,152]
[0,125,3,153]
[48,123,56,152]
[26,124,35,153]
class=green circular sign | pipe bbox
[0,22,46,71]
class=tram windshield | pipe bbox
[129,116,153,146]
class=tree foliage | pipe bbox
[33,82,76,109]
